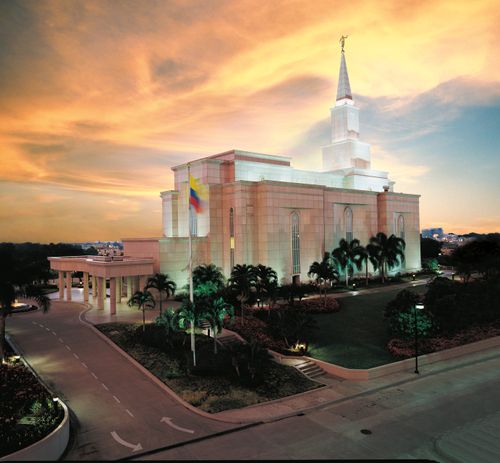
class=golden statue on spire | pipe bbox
[340,35,348,53]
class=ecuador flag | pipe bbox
[189,174,205,213]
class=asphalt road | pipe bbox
[7,301,235,460]
[137,351,500,461]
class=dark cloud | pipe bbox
[151,58,208,91]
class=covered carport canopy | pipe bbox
[48,255,155,314]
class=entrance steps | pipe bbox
[294,359,326,379]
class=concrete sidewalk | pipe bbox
[211,344,500,424]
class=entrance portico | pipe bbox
[48,255,155,315]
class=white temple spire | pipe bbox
[336,50,352,101]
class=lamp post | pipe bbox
[414,302,425,374]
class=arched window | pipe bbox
[189,206,197,237]
[345,207,353,242]
[398,214,405,240]
[291,212,300,274]
[229,208,235,271]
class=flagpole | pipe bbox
[188,163,194,305]
[187,163,196,366]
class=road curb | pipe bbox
[78,305,253,425]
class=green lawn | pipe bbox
[307,285,428,369]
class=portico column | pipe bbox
[58,271,64,300]
[139,275,147,292]
[110,278,117,315]
[91,275,97,298]
[127,276,133,300]
[116,277,122,303]
[83,272,89,302]
[65,271,72,301]
[97,277,104,310]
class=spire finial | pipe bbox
[339,35,348,53]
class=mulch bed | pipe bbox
[387,323,500,358]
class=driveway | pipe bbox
[7,300,235,460]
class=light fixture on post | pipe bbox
[414,302,425,374]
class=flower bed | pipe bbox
[387,323,500,359]
[224,315,289,354]
[96,322,320,413]
[0,355,63,458]
[284,297,340,314]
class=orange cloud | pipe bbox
[1,0,499,241]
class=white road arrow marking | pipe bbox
[110,431,142,452]
[160,417,195,434]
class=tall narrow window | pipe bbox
[189,206,197,237]
[398,214,405,240]
[345,207,353,242]
[291,212,300,274]
[229,208,235,271]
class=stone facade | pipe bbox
[124,49,421,287]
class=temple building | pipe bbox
[49,47,421,307]
[123,47,421,287]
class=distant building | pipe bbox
[422,228,444,239]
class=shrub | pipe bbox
[224,315,289,354]
[384,289,420,319]
[0,361,63,457]
[386,324,500,359]
[389,311,437,340]
[291,297,340,313]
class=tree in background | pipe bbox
[367,233,406,283]
[331,239,365,287]
[308,252,338,306]
[192,264,225,290]
[145,273,176,316]
[420,238,443,259]
[255,264,278,308]
[127,290,155,332]
[229,264,257,324]
[453,238,500,282]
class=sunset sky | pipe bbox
[1,0,499,243]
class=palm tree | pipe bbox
[145,273,176,316]
[127,290,155,332]
[177,299,207,367]
[192,264,225,290]
[308,252,339,307]
[1,282,50,364]
[354,244,380,287]
[255,264,277,308]
[204,297,234,354]
[155,308,179,347]
[368,232,406,283]
[229,264,257,325]
[331,239,365,288]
